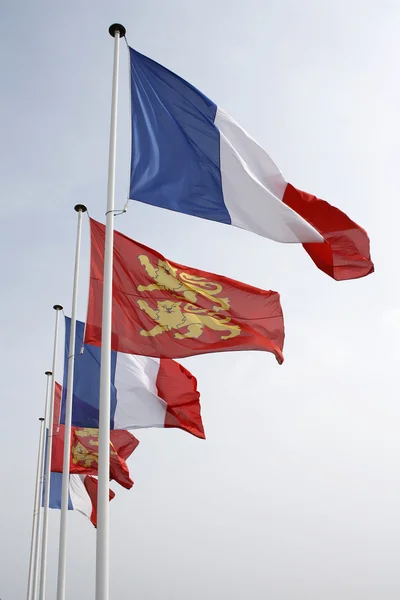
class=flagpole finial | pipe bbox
[53,305,63,311]
[39,417,45,421]
[74,204,87,213]
[45,371,52,376]
[109,23,126,38]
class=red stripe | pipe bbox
[156,358,205,439]
[83,475,115,528]
[283,183,374,281]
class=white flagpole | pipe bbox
[32,372,53,600]
[26,417,46,600]
[56,204,87,600]
[96,23,126,600]
[38,305,63,600]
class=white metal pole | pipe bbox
[56,205,87,600]
[96,23,126,600]
[26,417,46,600]
[38,305,63,600]
[32,372,53,600]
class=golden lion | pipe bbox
[71,441,98,468]
[137,299,240,340]
[71,429,118,468]
[137,254,229,312]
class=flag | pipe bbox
[85,219,285,363]
[61,317,205,439]
[53,381,62,426]
[51,424,138,490]
[128,47,373,281]
[47,472,115,528]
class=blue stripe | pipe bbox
[61,317,117,429]
[129,47,230,224]
[46,472,73,510]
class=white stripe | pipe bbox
[113,353,168,430]
[215,107,324,243]
[69,475,92,521]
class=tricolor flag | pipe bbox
[85,219,285,363]
[47,472,115,528]
[129,47,373,281]
[62,317,205,439]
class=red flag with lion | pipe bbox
[85,219,284,363]
[51,425,139,490]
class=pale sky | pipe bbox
[1,1,399,598]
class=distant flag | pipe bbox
[85,219,285,363]
[51,420,139,490]
[128,47,373,281]
[53,381,62,427]
[47,472,115,528]
[61,317,205,439]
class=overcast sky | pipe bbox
[1,0,399,598]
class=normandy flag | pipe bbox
[52,382,138,489]
[51,424,138,490]
[84,219,284,363]
[128,47,373,281]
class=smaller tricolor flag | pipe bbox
[62,317,205,439]
[47,472,115,528]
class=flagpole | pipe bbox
[38,305,63,600]
[32,372,52,600]
[56,204,87,600]
[96,23,125,600]
[26,417,46,600]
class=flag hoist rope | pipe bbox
[26,415,45,600]
[56,204,87,600]
[38,306,63,600]
[96,23,126,600]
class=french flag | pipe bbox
[61,318,205,439]
[47,473,115,528]
[129,47,373,281]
